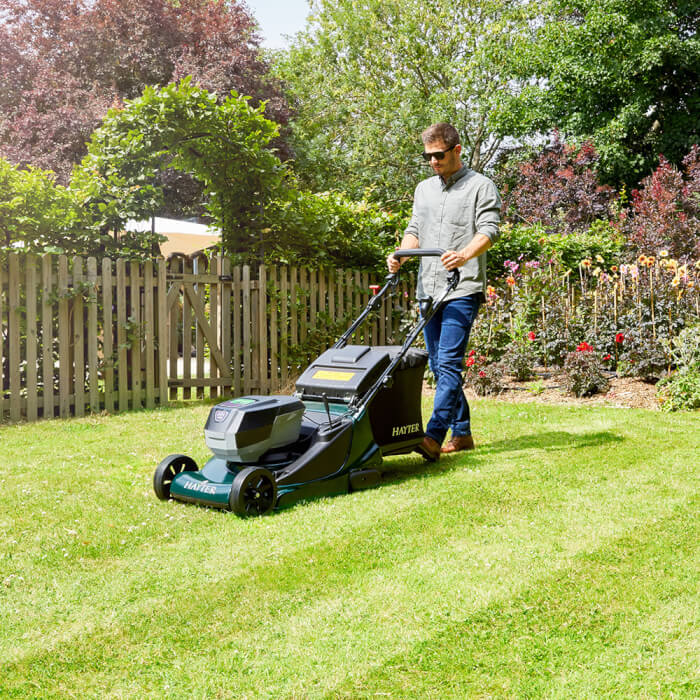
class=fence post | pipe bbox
[43,254,58,417]
[87,257,100,413]
[8,253,21,422]
[102,257,115,413]
[26,255,38,421]
[258,265,268,394]
[157,258,168,407]
[57,255,71,419]
[73,256,85,417]
[116,259,128,412]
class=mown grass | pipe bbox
[0,399,698,698]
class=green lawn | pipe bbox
[1,399,698,698]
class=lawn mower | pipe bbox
[153,248,459,516]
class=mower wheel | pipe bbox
[229,467,277,517]
[153,454,198,500]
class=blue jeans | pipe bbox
[423,294,481,444]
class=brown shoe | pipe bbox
[416,436,441,462]
[440,435,475,454]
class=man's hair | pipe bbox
[421,123,460,148]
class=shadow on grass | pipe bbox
[479,429,625,455]
[379,430,624,486]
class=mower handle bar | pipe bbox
[392,247,445,259]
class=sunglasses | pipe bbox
[421,144,457,162]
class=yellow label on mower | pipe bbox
[312,369,356,382]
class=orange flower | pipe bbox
[581,259,592,268]
[611,265,618,273]
[506,276,516,287]
[638,254,648,265]
[645,256,655,267]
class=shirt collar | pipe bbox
[440,164,469,190]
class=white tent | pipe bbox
[125,217,221,257]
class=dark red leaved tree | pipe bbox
[0,0,290,182]
[624,146,700,262]
[499,134,617,234]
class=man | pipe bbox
[387,122,501,461]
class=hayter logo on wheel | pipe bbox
[391,423,420,437]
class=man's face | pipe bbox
[422,138,462,180]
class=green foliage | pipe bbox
[261,188,407,271]
[662,324,700,373]
[71,80,399,269]
[504,0,700,187]
[488,222,624,280]
[657,368,700,411]
[278,0,534,202]
[71,79,285,256]
[0,158,99,257]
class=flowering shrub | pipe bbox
[503,329,538,381]
[464,351,504,396]
[562,344,610,397]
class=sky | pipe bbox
[244,0,312,49]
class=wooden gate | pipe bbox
[165,254,233,401]
[164,254,416,400]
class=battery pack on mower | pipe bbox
[203,395,305,462]
[295,345,390,402]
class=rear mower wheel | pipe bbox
[153,454,198,500]
[229,467,277,517]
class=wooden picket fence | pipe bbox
[0,252,415,424]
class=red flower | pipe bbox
[527,331,536,341]
[615,333,624,343]
[576,341,593,352]
[468,350,476,357]
[478,370,486,377]
[603,354,612,361]
[466,357,476,367]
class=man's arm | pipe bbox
[440,233,492,271]
[386,232,419,273]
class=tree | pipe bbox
[0,0,289,182]
[277,0,532,204]
[622,146,700,261]
[71,80,285,257]
[497,134,617,233]
[504,0,700,187]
